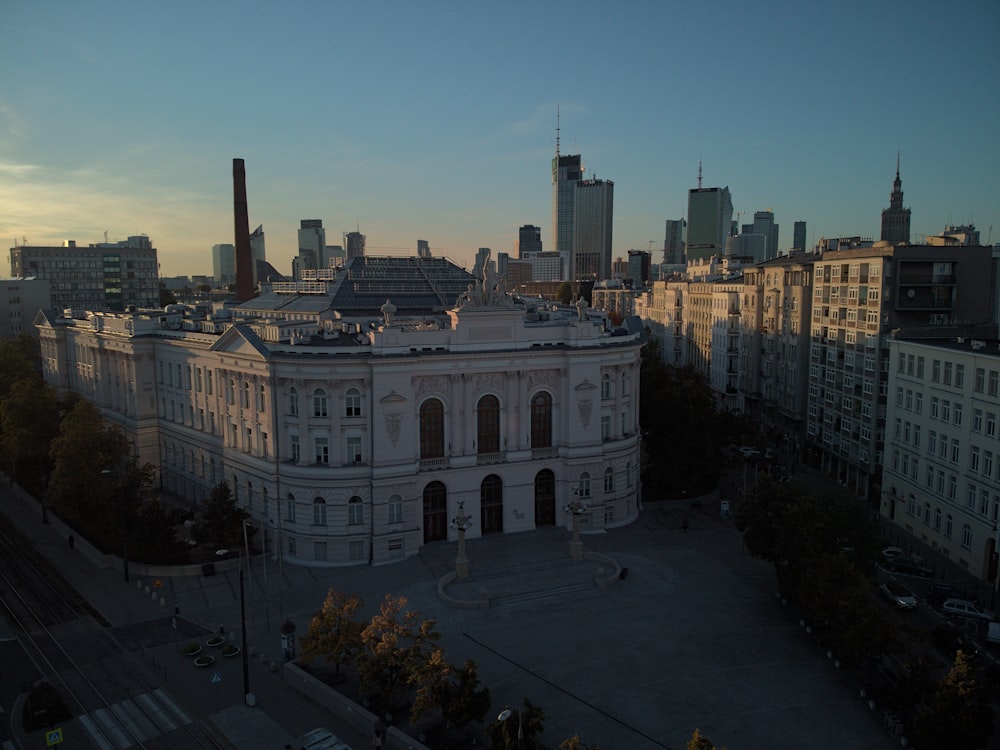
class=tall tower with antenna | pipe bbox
[551,106,583,267]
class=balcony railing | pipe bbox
[531,447,557,459]
[419,457,449,470]
[477,451,506,465]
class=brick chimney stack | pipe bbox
[233,158,254,302]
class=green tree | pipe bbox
[687,728,726,750]
[556,282,573,305]
[301,588,364,681]
[133,497,188,564]
[0,333,41,398]
[194,481,251,550]
[0,377,59,494]
[159,283,177,306]
[486,699,545,750]
[560,735,600,749]
[356,594,440,710]
[914,651,995,749]
[439,659,491,730]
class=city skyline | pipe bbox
[2,1,998,278]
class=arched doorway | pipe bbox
[534,469,555,526]
[423,481,448,543]
[481,474,503,534]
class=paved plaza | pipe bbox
[3,483,901,750]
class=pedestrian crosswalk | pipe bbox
[77,689,192,750]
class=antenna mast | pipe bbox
[697,161,703,189]
[555,104,560,157]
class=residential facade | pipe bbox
[883,337,1000,584]
[0,278,51,339]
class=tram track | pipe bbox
[0,523,223,749]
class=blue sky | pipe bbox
[2,0,998,278]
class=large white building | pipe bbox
[883,336,1000,581]
[36,267,643,567]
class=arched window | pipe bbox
[420,399,445,459]
[530,391,552,448]
[604,467,614,493]
[286,493,296,523]
[345,387,361,417]
[477,395,500,454]
[258,384,267,412]
[313,497,327,526]
[579,472,591,498]
[934,507,941,530]
[481,474,503,534]
[601,373,612,400]
[288,387,299,417]
[348,496,364,525]
[241,381,250,409]
[313,388,328,417]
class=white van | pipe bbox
[941,598,991,621]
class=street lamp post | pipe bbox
[564,489,587,561]
[451,501,472,579]
[497,708,523,750]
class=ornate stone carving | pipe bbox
[473,372,504,395]
[385,413,403,446]
[578,398,592,430]
[526,369,558,390]
[414,375,449,399]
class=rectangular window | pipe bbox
[930,397,939,419]
[315,437,329,465]
[988,413,998,438]
[905,390,913,410]
[388,497,403,524]
[991,371,999,397]
[347,436,362,463]
[974,409,983,432]
[314,542,327,562]
[943,362,953,385]
[953,403,962,426]
[971,446,981,472]
[985,451,994,480]
[290,435,300,463]
[975,367,985,393]
[955,364,965,387]
[206,370,213,395]
[349,540,365,561]
[916,357,925,378]
[941,400,951,422]
[601,415,611,440]
[914,393,923,414]
[931,360,941,382]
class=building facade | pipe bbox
[552,154,583,257]
[686,187,733,263]
[882,337,1000,584]
[664,219,686,266]
[804,243,994,502]
[35,279,643,568]
[10,238,159,312]
[0,278,51,339]
[573,178,614,280]
[880,159,911,244]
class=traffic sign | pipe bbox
[45,727,63,746]
[211,672,222,684]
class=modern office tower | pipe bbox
[804,243,993,504]
[249,225,266,285]
[517,225,543,257]
[472,247,492,280]
[926,224,981,247]
[36,271,642,565]
[298,220,325,261]
[627,250,651,285]
[417,239,431,258]
[212,243,236,283]
[664,219,686,265]
[739,255,818,437]
[525,251,568,282]
[727,233,766,262]
[496,252,510,282]
[573,178,614,280]
[882,336,1000,585]
[793,221,807,253]
[686,183,733,263]
[344,231,366,260]
[0,278,51,339]
[505,259,533,289]
[752,210,780,260]
[10,237,158,312]
[880,156,911,244]
[551,112,584,258]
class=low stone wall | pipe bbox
[283,661,431,750]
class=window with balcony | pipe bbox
[420,398,445,459]
[530,391,552,449]
[477,395,500,453]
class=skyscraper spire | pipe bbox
[697,160,703,189]
[896,151,900,178]
[555,104,561,157]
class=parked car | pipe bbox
[879,578,917,609]
[933,623,980,660]
[885,556,933,577]
[941,598,991,621]
[927,582,967,609]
